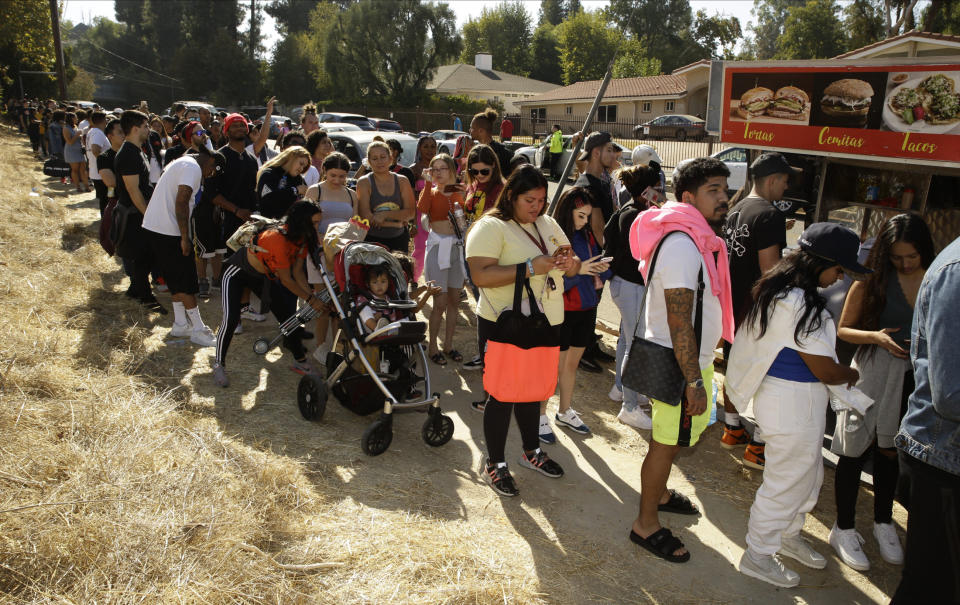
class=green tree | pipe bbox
[460,2,532,76]
[612,38,662,78]
[265,0,324,35]
[776,0,845,59]
[554,10,619,85]
[324,0,461,102]
[528,22,563,84]
[747,0,806,60]
[539,0,564,25]
[923,0,960,34]
[0,0,55,97]
[843,0,885,51]
[606,0,702,72]
[67,67,97,100]
[691,10,742,59]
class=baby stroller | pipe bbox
[296,240,454,456]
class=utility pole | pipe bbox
[49,0,67,99]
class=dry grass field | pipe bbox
[0,126,902,604]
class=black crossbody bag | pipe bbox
[621,233,704,406]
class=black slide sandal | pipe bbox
[657,489,700,515]
[630,528,691,563]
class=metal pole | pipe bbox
[547,51,619,215]
[49,0,67,99]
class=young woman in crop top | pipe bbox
[829,214,935,571]
[416,153,466,365]
[357,141,414,252]
[409,135,438,279]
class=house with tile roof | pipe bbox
[427,54,558,113]
[833,30,960,60]
[517,60,711,135]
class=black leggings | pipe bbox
[215,254,305,367]
[834,370,914,529]
[483,397,541,464]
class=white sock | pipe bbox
[186,306,205,330]
[172,301,186,325]
[726,412,741,427]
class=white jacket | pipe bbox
[726,288,836,413]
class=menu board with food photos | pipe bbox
[720,62,960,166]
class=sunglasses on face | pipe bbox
[468,168,491,176]
[192,129,210,137]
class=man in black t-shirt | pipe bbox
[720,152,800,468]
[114,110,166,313]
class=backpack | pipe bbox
[226,215,282,253]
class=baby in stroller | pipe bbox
[358,265,403,333]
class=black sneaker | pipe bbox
[140,296,169,315]
[484,459,519,497]
[579,356,602,373]
[462,355,483,371]
[519,449,564,478]
[471,398,487,413]
[198,277,210,300]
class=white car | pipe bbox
[327,131,420,176]
[320,122,364,133]
[712,147,748,193]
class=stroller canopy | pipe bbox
[335,241,410,299]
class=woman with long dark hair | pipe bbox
[465,164,580,497]
[726,223,866,588]
[829,213,935,571]
[213,201,326,387]
[409,135,438,280]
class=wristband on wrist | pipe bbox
[526,258,535,277]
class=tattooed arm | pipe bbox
[665,287,708,416]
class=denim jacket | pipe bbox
[896,236,960,475]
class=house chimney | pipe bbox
[475,53,492,71]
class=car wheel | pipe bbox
[676,129,686,141]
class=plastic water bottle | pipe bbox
[452,202,467,232]
[708,380,718,426]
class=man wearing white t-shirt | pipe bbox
[85,111,110,213]
[143,147,226,346]
[627,157,734,564]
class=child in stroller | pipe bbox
[358,265,403,332]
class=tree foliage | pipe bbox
[605,0,702,72]
[460,2,532,76]
[324,0,460,103]
[923,0,960,34]
[612,39,662,79]
[843,0,886,52]
[0,0,56,97]
[554,10,619,85]
[775,0,845,59]
[691,10,742,59]
[528,22,563,84]
[746,0,806,60]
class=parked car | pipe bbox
[712,146,818,217]
[430,130,468,154]
[368,118,403,132]
[533,135,633,179]
[170,100,216,116]
[635,114,706,141]
[319,122,363,133]
[258,114,292,138]
[318,112,374,131]
[328,131,420,175]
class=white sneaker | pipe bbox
[240,307,267,322]
[234,321,243,334]
[313,344,330,364]
[555,408,590,434]
[190,327,217,347]
[738,551,800,588]
[829,523,870,571]
[872,522,904,565]
[779,534,827,569]
[608,384,623,401]
[538,415,557,445]
[170,321,191,337]
[618,406,653,430]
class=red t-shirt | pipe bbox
[253,228,307,275]
[500,119,513,139]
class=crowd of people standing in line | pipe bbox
[5,95,959,602]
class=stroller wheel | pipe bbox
[361,416,393,456]
[422,411,454,447]
[297,374,327,421]
[253,338,270,355]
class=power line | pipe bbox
[79,37,181,82]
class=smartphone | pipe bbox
[553,245,572,258]
[641,186,665,207]
[444,184,461,193]
[599,256,614,263]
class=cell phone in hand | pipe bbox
[599,256,614,263]
[553,245,572,258]
[641,186,665,207]
[444,183,462,193]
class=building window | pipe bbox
[641,101,652,113]
[565,106,572,114]
[597,104,617,122]
[665,100,676,112]
[530,108,546,120]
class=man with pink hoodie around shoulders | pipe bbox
[626,157,734,564]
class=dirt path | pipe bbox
[43,142,901,603]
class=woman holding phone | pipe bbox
[829,214,935,571]
[417,153,466,365]
[544,186,612,441]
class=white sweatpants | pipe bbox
[745,376,828,556]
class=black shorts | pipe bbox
[367,230,410,253]
[149,231,199,295]
[558,308,597,351]
[191,202,223,258]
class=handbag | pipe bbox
[42,156,70,178]
[483,264,560,403]
[99,197,117,255]
[621,233,704,406]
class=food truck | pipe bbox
[707,52,960,252]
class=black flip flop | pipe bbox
[657,489,700,515]
[444,349,464,363]
[629,528,690,563]
[430,352,447,366]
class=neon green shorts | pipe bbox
[651,366,714,447]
